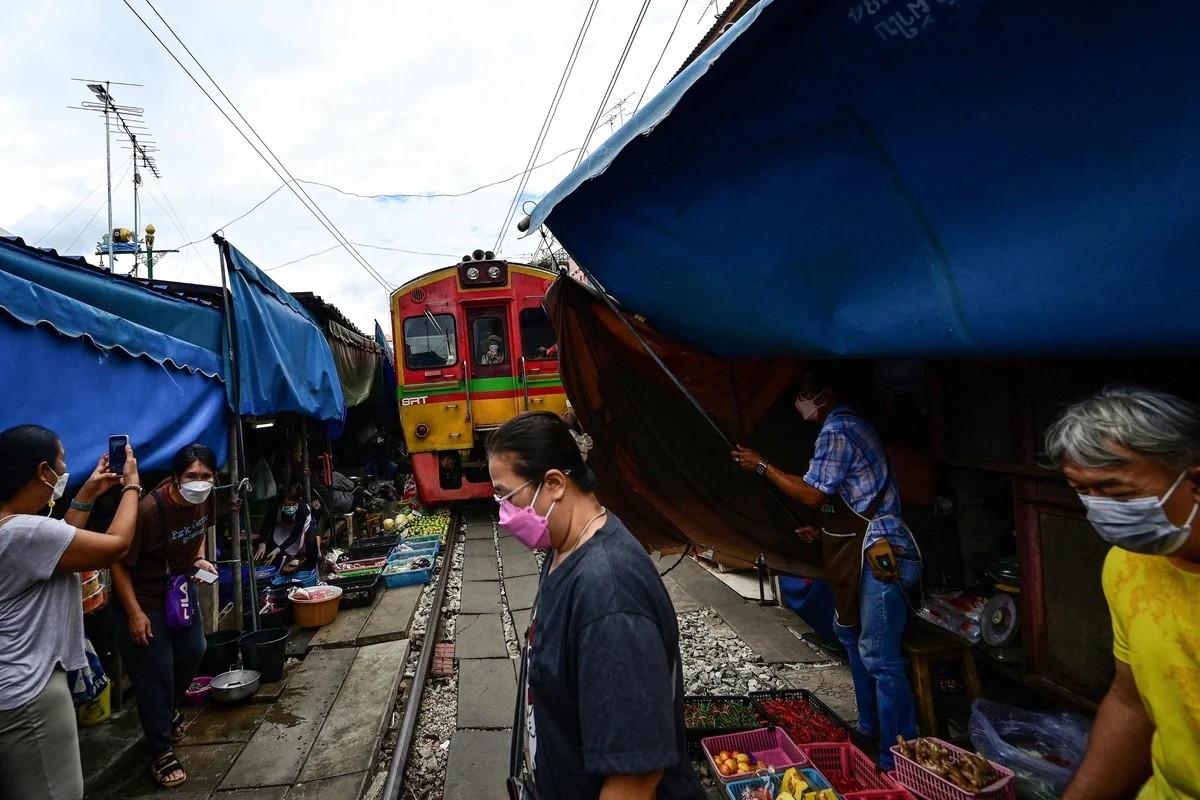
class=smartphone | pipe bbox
[108,435,130,475]
[190,566,219,584]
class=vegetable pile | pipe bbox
[684,699,764,730]
[755,697,851,744]
[895,737,1001,795]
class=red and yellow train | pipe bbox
[390,251,568,503]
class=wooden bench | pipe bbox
[902,623,983,736]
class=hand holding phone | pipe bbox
[108,435,130,475]
[189,566,219,584]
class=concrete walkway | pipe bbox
[83,579,422,800]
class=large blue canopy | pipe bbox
[530,0,1200,359]
[0,237,229,481]
[220,241,346,424]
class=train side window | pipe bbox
[403,314,457,369]
[520,307,557,360]
[472,317,508,366]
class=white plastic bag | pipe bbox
[968,699,1090,797]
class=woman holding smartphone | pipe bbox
[0,425,141,800]
[110,442,217,790]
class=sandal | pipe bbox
[150,751,187,788]
[171,710,186,744]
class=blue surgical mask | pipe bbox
[1079,470,1198,555]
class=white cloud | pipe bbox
[1,0,721,333]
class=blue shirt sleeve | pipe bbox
[804,425,853,496]
[576,611,681,776]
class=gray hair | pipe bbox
[1045,386,1200,470]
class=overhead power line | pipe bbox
[574,0,654,170]
[63,157,136,254]
[123,0,392,290]
[494,0,601,254]
[634,0,692,115]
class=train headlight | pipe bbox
[466,267,480,280]
[487,265,501,279]
[415,424,430,438]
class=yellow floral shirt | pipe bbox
[1103,548,1200,800]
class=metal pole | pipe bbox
[301,418,312,507]
[147,243,154,280]
[218,237,257,630]
[104,83,114,270]
[132,140,140,277]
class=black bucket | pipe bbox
[240,627,289,683]
[199,630,241,676]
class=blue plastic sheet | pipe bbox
[220,242,346,424]
[0,313,229,483]
[0,237,224,358]
[530,0,1200,359]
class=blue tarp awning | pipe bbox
[529,0,1200,359]
[0,237,229,480]
[220,241,346,424]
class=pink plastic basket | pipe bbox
[891,739,1016,800]
[845,792,918,800]
[801,743,900,792]
[701,727,808,784]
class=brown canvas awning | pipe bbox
[547,276,825,577]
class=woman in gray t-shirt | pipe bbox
[0,425,142,800]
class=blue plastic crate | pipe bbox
[383,564,432,588]
[725,769,834,800]
[388,541,438,562]
[272,569,318,588]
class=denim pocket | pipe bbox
[898,556,922,589]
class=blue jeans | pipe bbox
[834,555,920,770]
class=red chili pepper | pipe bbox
[757,698,850,745]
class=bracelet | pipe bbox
[69,499,95,512]
[121,484,144,497]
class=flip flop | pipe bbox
[171,710,186,744]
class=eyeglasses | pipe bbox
[494,479,534,505]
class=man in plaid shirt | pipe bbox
[734,365,921,769]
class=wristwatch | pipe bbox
[756,460,769,476]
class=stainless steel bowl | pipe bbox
[210,669,261,703]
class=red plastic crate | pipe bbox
[845,792,917,800]
[891,739,1015,800]
[801,743,899,793]
[701,727,808,784]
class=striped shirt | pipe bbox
[803,406,917,552]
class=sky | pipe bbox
[0,0,724,334]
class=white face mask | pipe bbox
[1079,470,1198,556]
[794,393,827,422]
[179,481,214,505]
[43,466,69,503]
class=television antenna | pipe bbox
[69,79,167,275]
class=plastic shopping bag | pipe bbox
[968,699,1090,797]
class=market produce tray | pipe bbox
[351,534,402,550]
[334,557,388,572]
[683,695,770,759]
[388,541,439,562]
[327,572,383,609]
[801,743,899,795]
[890,738,1015,800]
[271,569,318,589]
[750,689,866,748]
[342,543,396,560]
[724,767,830,800]
[701,727,808,785]
[383,556,434,588]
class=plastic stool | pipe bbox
[902,624,983,737]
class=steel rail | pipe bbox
[381,502,464,800]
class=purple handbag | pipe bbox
[165,574,194,629]
[152,492,195,629]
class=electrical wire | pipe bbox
[574,0,654,170]
[633,0,692,115]
[266,241,461,273]
[63,158,136,254]
[299,147,580,200]
[141,180,221,280]
[494,0,601,254]
[34,156,132,246]
[124,0,392,290]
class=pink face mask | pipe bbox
[496,480,554,550]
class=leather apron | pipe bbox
[814,469,890,629]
